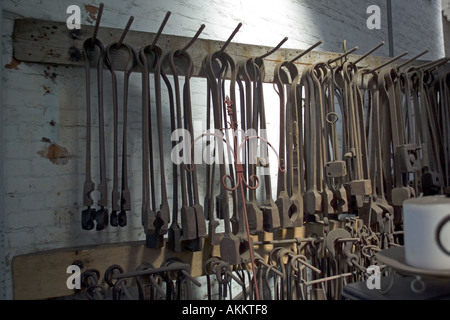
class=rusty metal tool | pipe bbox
[104,16,136,227]
[237,59,264,234]
[81,5,107,231]
[313,63,336,218]
[382,67,413,206]
[288,77,304,228]
[175,48,208,250]
[183,65,209,245]
[87,4,109,231]
[254,59,281,232]
[139,12,170,248]
[273,61,297,229]
[169,49,198,245]
[81,34,102,230]
[152,52,171,241]
[164,68,183,252]
[94,39,109,231]
[168,26,206,251]
[323,63,348,217]
[203,81,221,246]
[220,29,241,234]
[339,62,372,210]
[303,66,323,218]
[203,51,241,265]
[369,70,395,246]
[358,71,385,228]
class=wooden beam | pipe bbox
[12,239,220,300]
[13,18,403,83]
[13,226,314,300]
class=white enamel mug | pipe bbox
[403,196,450,270]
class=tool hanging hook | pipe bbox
[413,57,450,71]
[328,46,359,65]
[288,40,323,64]
[91,3,104,45]
[149,11,171,50]
[398,50,428,69]
[220,23,242,53]
[257,36,289,61]
[370,51,408,72]
[116,16,134,49]
[175,24,206,56]
[352,41,385,66]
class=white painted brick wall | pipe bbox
[1,0,444,299]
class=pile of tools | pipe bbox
[74,219,384,301]
[79,6,450,300]
[77,259,201,300]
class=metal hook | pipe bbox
[370,51,408,72]
[288,40,323,64]
[398,50,429,69]
[328,46,359,65]
[116,16,134,49]
[149,11,171,50]
[257,37,289,60]
[220,23,242,53]
[413,57,450,71]
[175,24,205,57]
[91,3,104,44]
[353,42,385,66]
[423,57,450,72]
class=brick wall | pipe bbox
[0,0,444,299]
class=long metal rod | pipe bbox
[387,0,394,57]
[220,23,242,53]
[353,42,385,65]
[91,3,104,44]
[116,16,134,49]
[328,46,359,64]
[371,51,408,72]
[398,50,429,69]
[289,40,323,64]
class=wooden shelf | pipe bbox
[13,18,401,82]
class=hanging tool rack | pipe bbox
[14,18,406,80]
[11,6,450,300]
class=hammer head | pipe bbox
[168,222,183,252]
[193,203,207,238]
[216,194,229,220]
[111,190,121,212]
[183,237,203,252]
[110,211,119,227]
[118,210,127,227]
[142,208,156,234]
[146,233,165,249]
[208,219,221,246]
[180,205,198,241]
[262,199,281,232]
[289,196,304,228]
[121,189,131,212]
[81,207,96,230]
[246,201,264,234]
[95,207,109,231]
[305,190,322,216]
[220,234,241,265]
[321,188,335,217]
[276,192,294,229]
[156,205,170,235]
[391,187,412,206]
[359,199,383,227]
